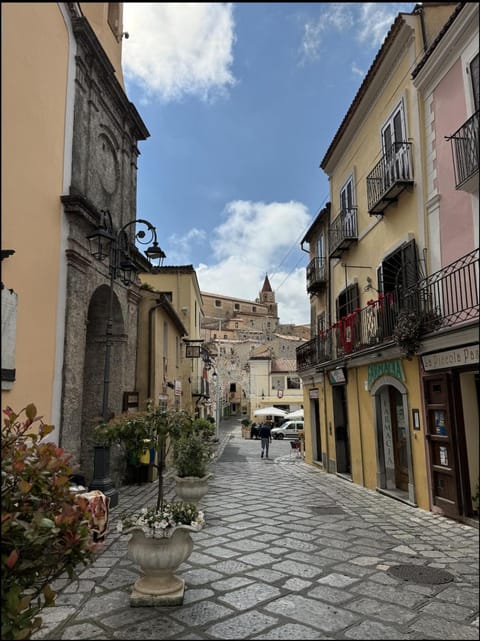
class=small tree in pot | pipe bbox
[172,419,213,506]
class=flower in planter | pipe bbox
[116,502,204,539]
[393,309,422,358]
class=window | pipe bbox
[470,53,479,111]
[336,283,359,320]
[215,300,222,308]
[230,383,237,392]
[378,239,418,296]
[340,176,354,212]
[317,233,325,260]
[382,102,406,160]
[287,377,301,389]
[317,312,325,336]
[252,306,256,312]
[272,376,284,390]
[234,303,240,311]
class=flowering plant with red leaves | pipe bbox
[1,404,99,640]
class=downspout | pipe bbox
[417,3,428,53]
[323,370,329,470]
[355,368,365,485]
[148,300,164,401]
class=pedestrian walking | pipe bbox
[259,421,272,458]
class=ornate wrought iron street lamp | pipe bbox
[87,210,165,506]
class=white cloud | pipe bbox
[356,3,404,48]
[351,62,365,78]
[186,200,312,325]
[165,228,207,264]
[122,3,236,102]
[299,2,415,64]
[299,3,353,64]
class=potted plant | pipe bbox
[93,403,205,605]
[172,418,214,506]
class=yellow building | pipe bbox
[297,4,461,516]
[139,265,209,419]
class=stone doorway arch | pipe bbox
[80,284,126,483]
[370,375,416,505]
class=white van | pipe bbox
[271,421,304,440]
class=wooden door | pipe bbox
[424,374,461,519]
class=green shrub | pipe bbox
[173,433,211,478]
[192,417,215,440]
[1,404,98,640]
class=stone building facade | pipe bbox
[60,11,150,486]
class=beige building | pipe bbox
[297,3,468,520]
[201,276,307,418]
[139,265,210,419]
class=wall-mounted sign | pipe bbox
[422,345,479,371]
[328,368,346,385]
[185,345,201,358]
[367,359,404,389]
[174,380,182,396]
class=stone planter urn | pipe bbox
[174,473,213,506]
[127,523,202,606]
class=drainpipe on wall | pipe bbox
[355,368,365,486]
[148,300,164,401]
[416,3,428,53]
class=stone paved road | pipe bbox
[33,418,479,640]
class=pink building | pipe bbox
[412,2,478,523]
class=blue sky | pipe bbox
[122,3,416,325]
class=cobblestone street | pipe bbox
[34,418,479,640]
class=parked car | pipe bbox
[271,421,304,440]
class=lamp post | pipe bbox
[86,210,165,506]
[211,370,221,440]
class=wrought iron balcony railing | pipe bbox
[296,249,479,371]
[367,142,413,215]
[404,248,479,331]
[448,110,479,193]
[329,207,358,258]
[306,257,327,293]
[191,376,210,397]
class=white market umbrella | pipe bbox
[285,409,304,420]
[254,406,287,417]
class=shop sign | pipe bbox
[367,359,404,389]
[309,388,319,399]
[174,380,182,396]
[422,345,479,371]
[328,368,347,385]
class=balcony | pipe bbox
[191,377,210,397]
[329,208,358,259]
[408,248,479,331]
[448,111,479,193]
[367,142,413,215]
[306,257,327,294]
[296,333,332,372]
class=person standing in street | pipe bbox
[259,421,272,458]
